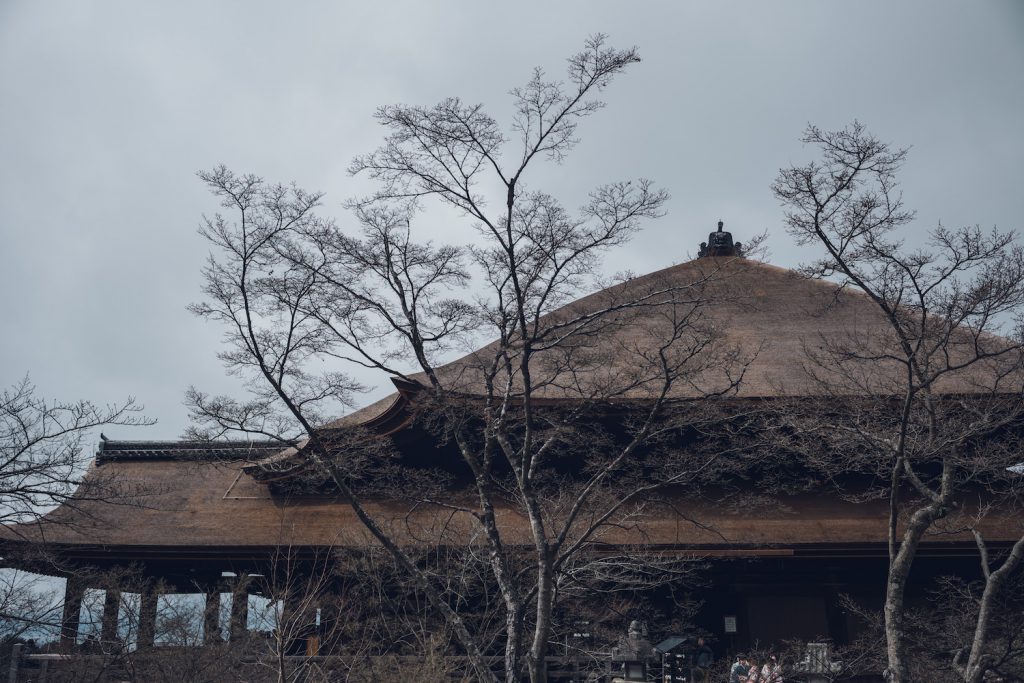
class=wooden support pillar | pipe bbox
[229,578,249,642]
[203,591,222,645]
[101,589,121,643]
[319,597,340,653]
[281,592,316,656]
[280,592,300,656]
[137,589,158,648]
[60,576,84,649]
[8,642,23,683]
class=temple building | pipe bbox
[2,224,1020,666]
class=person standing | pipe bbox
[694,637,714,681]
[745,658,761,683]
[730,655,750,683]
[761,654,783,683]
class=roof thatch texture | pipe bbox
[3,454,1018,553]
[5,257,1021,557]
[328,256,1022,431]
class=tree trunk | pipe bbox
[961,533,1024,683]
[527,558,555,683]
[504,606,524,683]
[884,504,939,682]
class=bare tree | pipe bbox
[246,548,343,683]
[288,545,485,683]
[190,35,754,683]
[0,378,154,678]
[0,568,61,645]
[772,122,1024,683]
[0,377,170,683]
[1,375,152,530]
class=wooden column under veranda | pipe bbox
[229,576,250,642]
[59,576,84,649]
[100,588,121,643]
[203,591,222,644]
[137,588,158,648]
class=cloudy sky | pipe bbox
[2,1,1022,440]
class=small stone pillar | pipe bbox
[101,588,121,643]
[229,576,250,641]
[203,591,222,644]
[60,576,84,649]
[137,589,158,648]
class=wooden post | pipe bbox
[229,578,250,642]
[60,576,84,649]
[7,643,22,683]
[101,588,121,643]
[319,596,341,653]
[203,591,222,644]
[137,588,158,648]
[281,591,316,656]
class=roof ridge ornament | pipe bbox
[698,219,743,257]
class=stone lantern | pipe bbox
[611,620,655,682]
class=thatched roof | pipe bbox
[3,255,1022,559]
[4,451,1017,557]
[327,255,1021,431]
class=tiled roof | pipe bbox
[95,439,289,464]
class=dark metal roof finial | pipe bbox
[699,219,743,258]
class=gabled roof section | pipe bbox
[95,438,289,464]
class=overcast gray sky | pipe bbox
[2,1,1022,440]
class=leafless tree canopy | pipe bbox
[0,376,152,530]
[773,122,1024,683]
[188,35,759,683]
